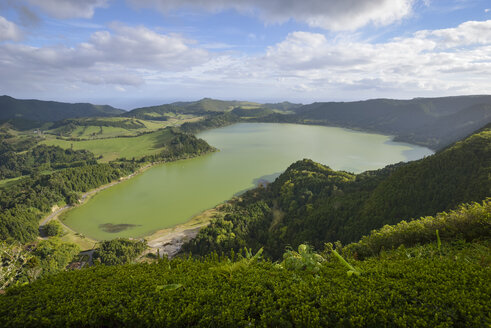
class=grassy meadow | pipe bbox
[41,129,174,162]
[45,116,201,140]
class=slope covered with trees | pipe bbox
[0,145,96,179]
[183,127,490,259]
[293,95,491,149]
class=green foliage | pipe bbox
[139,132,215,163]
[0,241,32,290]
[33,239,80,277]
[0,144,96,179]
[210,247,264,280]
[93,238,147,265]
[180,112,241,134]
[0,240,489,327]
[1,239,80,289]
[281,244,325,274]
[42,221,63,237]
[345,199,491,259]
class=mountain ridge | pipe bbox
[0,95,125,128]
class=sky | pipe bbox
[0,0,490,109]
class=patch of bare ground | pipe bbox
[146,205,227,258]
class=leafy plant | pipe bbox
[281,244,324,274]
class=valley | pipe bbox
[0,95,489,327]
[59,123,432,241]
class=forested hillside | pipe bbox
[124,98,296,121]
[293,95,491,149]
[183,127,490,259]
[0,145,96,179]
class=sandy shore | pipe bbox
[145,207,222,258]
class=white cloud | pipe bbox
[418,20,491,48]
[0,24,209,94]
[25,0,108,19]
[0,16,23,41]
[1,19,490,105]
[130,0,415,31]
[211,20,491,99]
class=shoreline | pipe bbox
[145,206,224,258]
[40,162,155,228]
[39,150,218,251]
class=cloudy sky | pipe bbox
[0,0,490,108]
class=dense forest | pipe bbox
[93,239,148,266]
[0,200,488,327]
[183,127,490,259]
[0,144,96,179]
[137,131,215,162]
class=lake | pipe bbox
[61,123,433,240]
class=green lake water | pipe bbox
[61,123,433,240]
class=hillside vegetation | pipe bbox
[0,96,124,128]
[183,127,490,259]
[125,98,298,121]
[44,116,199,140]
[0,200,489,327]
[293,95,491,149]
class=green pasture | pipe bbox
[45,116,200,140]
[41,129,174,162]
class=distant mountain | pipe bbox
[125,98,262,120]
[262,101,302,111]
[0,95,125,128]
[294,95,491,149]
[124,98,301,120]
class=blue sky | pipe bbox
[0,0,490,109]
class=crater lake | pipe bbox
[61,123,433,240]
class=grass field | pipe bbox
[41,129,174,162]
[59,227,97,251]
[45,116,202,140]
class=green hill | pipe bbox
[294,95,491,149]
[125,98,300,120]
[183,126,490,259]
[125,98,261,120]
[0,96,125,128]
